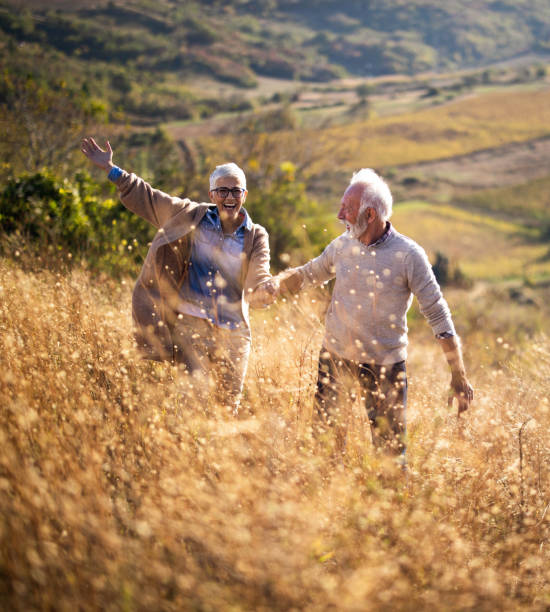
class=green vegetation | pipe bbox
[0,170,154,276]
[1,0,549,125]
[0,71,107,182]
[458,175,550,226]
[245,161,328,268]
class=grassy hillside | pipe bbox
[393,201,550,283]
[3,0,550,78]
[2,3,550,603]
[187,87,550,202]
[457,175,550,224]
[1,0,549,125]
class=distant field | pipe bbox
[187,88,550,184]
[457,175,550,223]
[302,88,550,171]
[389,136,550,201]
[392,201,550,282]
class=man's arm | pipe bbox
[438,334,474,415]
[405,246,473,415]
[253,238,339,303]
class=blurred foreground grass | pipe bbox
[1,255,550,610]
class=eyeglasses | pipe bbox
[212,187,246,199]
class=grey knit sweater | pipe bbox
[294,228,455,364]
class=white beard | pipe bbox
[345,215,368,240]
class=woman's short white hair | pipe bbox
[209,163,247,190]
[350,168,393,222]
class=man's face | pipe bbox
[209,175,247,226]
[337,183,363,225]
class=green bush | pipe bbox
[0,170,154,276]
[0,72,107,180]
[432,250,471,288]
[0,171,90,249]
[236,105,297,133]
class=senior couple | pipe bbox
[81,138,473,454]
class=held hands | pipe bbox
[81,137,114,172]
[253,270,304,305]
[252,278,280,305]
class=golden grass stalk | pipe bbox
[1,255,549,610]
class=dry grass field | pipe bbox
[3,7,550,609]
[320,88,550,170]
[1,253,550,611]
[392,136,550,193]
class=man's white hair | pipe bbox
[349,168,393,222]
[209,162,247,190]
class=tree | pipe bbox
[0,73,106,180]
[355,82,373,101]
[350,82,373,119]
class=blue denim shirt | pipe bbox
[179,206,253,332]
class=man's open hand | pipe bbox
[449,372,474,416]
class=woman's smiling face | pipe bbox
[209,175,247,230]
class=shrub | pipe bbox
[0,72,106,179]
[246,161,327,269]
[0,170,154,276]
[236,105,297,134]
[0,171,90,250]
[432,250,471,288]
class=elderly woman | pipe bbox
[81,137,272,413]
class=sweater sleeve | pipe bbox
[405,246,456,336]
[112,170,190,229]
[244,225,272,300]
[291,239,338,290]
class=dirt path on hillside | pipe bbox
[393,135,550,191]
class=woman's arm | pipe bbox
[81,137,189,228]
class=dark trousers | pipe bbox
[314,349,407,454]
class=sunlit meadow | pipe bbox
[1,250,549,611]
[205,88,550,181]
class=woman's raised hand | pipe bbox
[81,137,114,171]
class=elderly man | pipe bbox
[265,168,473,454]
[81,137,271,412]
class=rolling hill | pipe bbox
[1,0,550,124]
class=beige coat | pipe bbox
[113,171,271,361]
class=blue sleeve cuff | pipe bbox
[107,166,124,182]
[435,331,455,339]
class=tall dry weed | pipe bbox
[1,256,549,610]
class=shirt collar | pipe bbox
[207,205,252,234]
[368,221,393,247]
